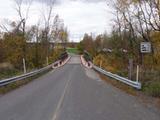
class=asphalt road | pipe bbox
[0,56,159,120]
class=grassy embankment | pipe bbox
[66,47,80,54]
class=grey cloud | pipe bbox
[71,0,105,2]
[35,0,105,4]
[79,0,105,2]
[34,0,60,5]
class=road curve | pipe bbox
[0,56,159,120]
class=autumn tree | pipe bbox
[94,35,103,53]
[40,0,55,62]
[59,27,69,49]
[3,33,24,69]
[13,0,33,60]
[81,33,95,56]
[0,38,5,63]
[109,0,160,65]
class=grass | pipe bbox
[66,47,79,54]
[0,69,22,80]
[143,81,160,97]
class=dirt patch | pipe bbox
[97,72,160,111]
[99,73,137,96]
[156,98,160,108]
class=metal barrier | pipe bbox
[93,65,141,89]
[0,64,53,87]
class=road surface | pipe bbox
[0,56,159,120]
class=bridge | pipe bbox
[0,55,159,120]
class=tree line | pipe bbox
[0,0,69,75]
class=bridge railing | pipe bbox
[93,65,141,89]
[0,64,53,87]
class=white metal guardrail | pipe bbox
[0,64,53,87]
[93,65,141,89]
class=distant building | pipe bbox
[102,48,113,53]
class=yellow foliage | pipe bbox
[151,31,160,69]
[3,34,24,68]
[93,54,117,72]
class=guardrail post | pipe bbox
[23,58,26,74]
[129,59,133,80]
[46,57,49,66]
[136,65,139,82]
[100,60,102,68]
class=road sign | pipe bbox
[140,42,151,53]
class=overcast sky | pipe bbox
[0,0,114,42]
